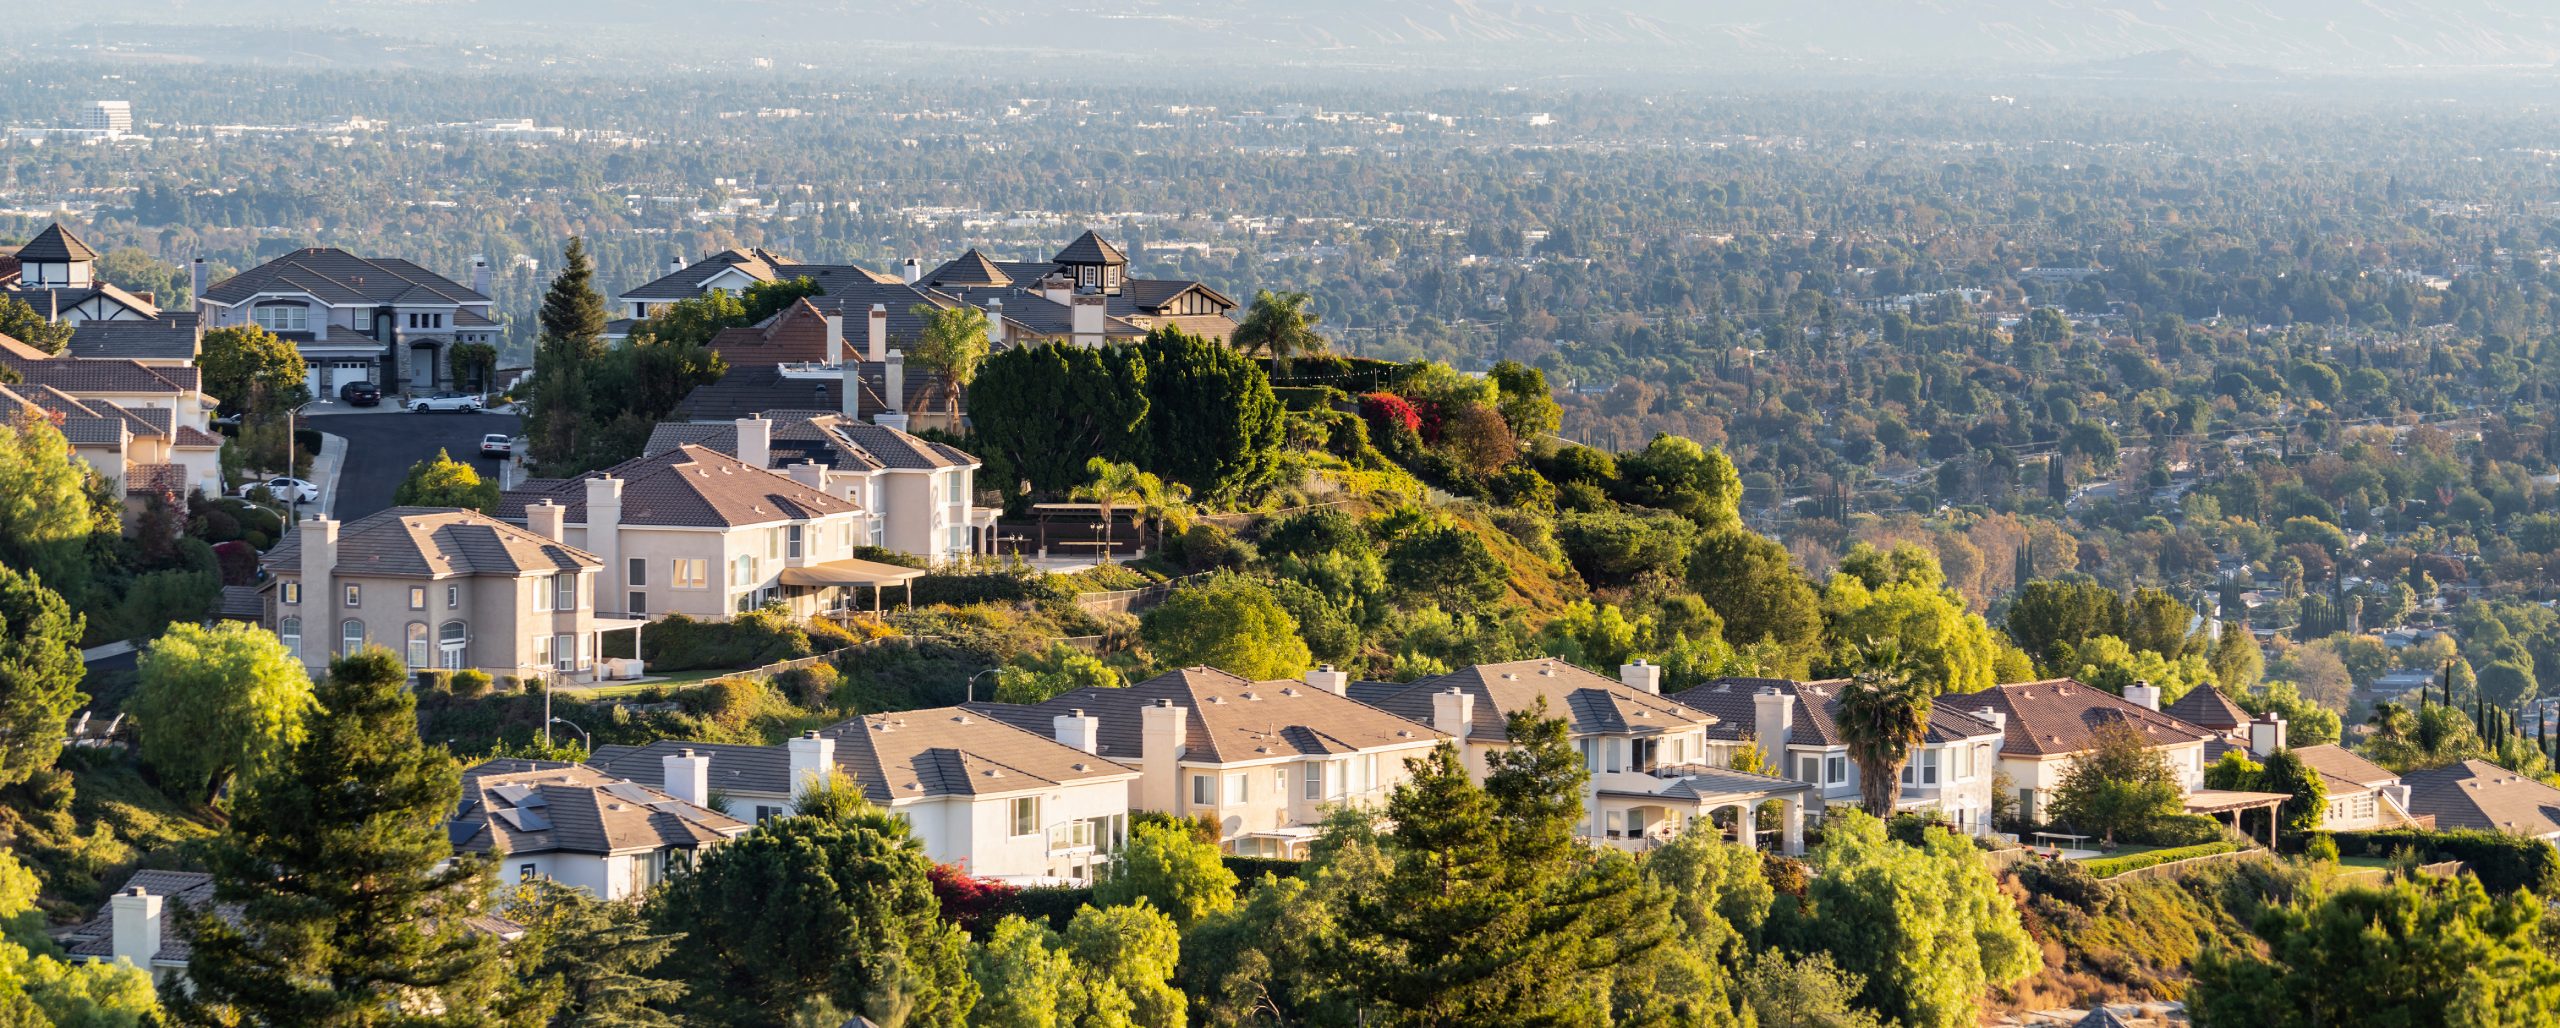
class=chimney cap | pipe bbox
[677,748,695,757]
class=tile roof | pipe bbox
[973,667,1441,765]
[201,248,487,307]
[494,444,856,529]
[0,351,199,394]
[2291,743,2398,791]
[590,740,800,796]
[670,362,954,423]
[2,282,163,322]
[1669,676,2005,746]
[1122,277,1237,313]
[2402,759,2560,837]
[60,870,220,964]
[1939,679,2218,758]
[0,332,48,360]
[923,249,1014,289]
[818,707,1139,805]
[642,413,976,473]
[1365,658,1717,740]
[2162,685,2251,732]
[617,248,797,301]
[450,760,748,856]
[68,313,200,362]
[265,506,603,578]
[1054,230,1128,266]
[124,463,189,497]
[15,224,99,264]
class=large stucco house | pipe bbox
[1939,679,2216,825]
[1669,676,2008,835]
[197,247,499,398]
[451,759,750,900]
[641,413,997,563]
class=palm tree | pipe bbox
[1231,290,1325,377]
[1834,641,1933,817]
[1067,459,1188,557]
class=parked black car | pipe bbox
[339,381,381,406]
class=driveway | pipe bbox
[324,410,524,522]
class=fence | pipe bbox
[2095,847,2267,883]
[1072,571,1218,615]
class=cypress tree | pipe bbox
[167,646,546,1027]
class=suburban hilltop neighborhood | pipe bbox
[0,208,2556,1028]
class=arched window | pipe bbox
[438,621,468,670]
[340,619,366,656]
[405,622,430,668]
[278,616,301,653]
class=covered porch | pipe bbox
[1597,766,1818,856]
[778,557,927,616]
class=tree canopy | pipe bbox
[129,620,316,804]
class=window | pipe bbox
[1605,810,1625,839]
[446,585,460,609]
[519,863,538,882]
[671,558,707,589]
[628,591,647,615]
[1629,737,1659,773]
[1274,769,1288,797]
[1225,773,1248,804]
[577,632,593,670]
[1191,774,1210,806]
[1011,796,1038,837]
[281,581,301,605]
[405,622,429,667]
[553,574,577,611]
[1827,755,1847,784]
[340,619,365,655]
[754,805,784,823]
[769,529,782,560]
[533,633,553,669]
[786,525,803,560]
[344,584,361,608]
[534,577,552,612]
[628,558,646,587]
[252,303,307,333]
[553,633,576,672]
[1797,756,1819,783]
[408,586,427,611]
[278,616,301,652]
[1603,739,1623,774]
[405,312,446,330]
[1304,762,1326,800]
[439,621,467,669]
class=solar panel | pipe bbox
[494,806,550,832]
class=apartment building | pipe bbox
[197,247,498,397]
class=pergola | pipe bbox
[778,557,927,615]
[2182,788,2293,848]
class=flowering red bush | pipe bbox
[1360,391,1423,435]
[927,863,1019,933]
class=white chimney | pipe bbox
[824,314,845,365]
[1070,293,1106,348]
[667,255,684,275]
[1973,708,2007,740]
[584,476,623,603]
[839,358,862,419]
[296,514,338,664]
[788,461,826,492]
[867,303,888,362]
[1619,659,1662,695]
[1041,273,1072,305]
[1053,708,1101,754]
[787,730,837,798]
[1304,664,1349,696]
[662,748,711,809]
[901,258,921,285]
[2248,712,2288,757]
[1432,687,1477,741]
[734,416,771,470]
[875,351,909,430]
[2123,679,2162,712]
[1140,699,1188,813]
[471,256,490,296]
[189,257,204,305]
[985,297,1005,348]
[1752,687,1797,764]
[526,499,565,543]
[110,886,162,972]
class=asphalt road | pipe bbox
[318,409,523,522]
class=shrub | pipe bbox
[1357,391,1422,435]
[2330,828,2558,894]
[450,669,493,698]
[803,616,860,654]
[1220,856,1304,883]
[1161,523,1253,573]
[928,863,1021,938]
[640,608,813,671]
[2304,834,2339,863]
[495,676,525,694]
[412,669,453,694]
[775,663,841,707]
[997,885,1097,933]
[2126,813,2227,847]
[2081,841,2242,878]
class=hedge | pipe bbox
[2329,828,2560,894]
[1221,856,1305,883]
[2082,841,2242,878]
[997,885,1096,932]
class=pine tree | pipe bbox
[505,879,686,1027]
[167,646,547,1027]
[539,238,609,359]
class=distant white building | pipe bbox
[82,101,133,135]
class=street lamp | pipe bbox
[282,398,318,515]
[966,667,1001,704]
[546,717,590,751]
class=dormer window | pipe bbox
[254,303,309,333]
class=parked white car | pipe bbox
[480,433,513,457]
[240,477,321,503]
[410,392,482,413]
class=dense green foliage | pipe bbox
[2191,873,2560,1026]
[128,620,316,804]
[392,447,502,512]
[0,566,84,792]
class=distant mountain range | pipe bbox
[19,1,2560,76]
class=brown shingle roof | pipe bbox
[0,351,198,394]
[1940,678,2217,758]
[450,760,748,857]
[15,223,99,264]
[2292,743,2398,790]
[1670,676,1999,746]
[202,247,486,307]
[264,506,603,578]
[642,412,976,473]
[974,667,1442,765]
[2403,759,2560,837]
[494,444,855,529]
[1367,658,1716,740]
[60,870,220,965]
[2163,685,2250,732]
[817,706,1139,806]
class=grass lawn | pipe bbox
[2075,843,2164,861]
[565,667,745,697]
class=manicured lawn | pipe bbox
[565,667,744,697]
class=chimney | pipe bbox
[584,476,624,603]
[839,358,862,420]
[2123,679,2162,712]
[1139,699,1188,813]
[526,499,566,543]
[875,351,909,430]
[1752,687,1796,763]
[667,255,684,275]
[1053,709,1101,754]
[188,257,204,305]
[1973,708,2007,740]
[788,461,826,492]
[787,730,837,798]
[662,748,712,809]
[1041,273,1072,305]
[1070,293,1106,348]
[733,416,771,470]
[824,313,845,365]
[867,303,887,361]
[899,257,921,285]
[1432,687,1477,741]
[296,514,338,664]
[471,256,490,296]
[1304,664,1349,696]
[110,886,163,972]
[1618,659,1662,695]
[985,297,1005,348]
[2248,712,2288,757]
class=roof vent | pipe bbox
[1540,667,1556,676]
[1280,687,1299,696]
[1072,763,1088,771]
[1501,673,1517,680]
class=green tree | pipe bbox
[650,780,975,1027]
[967,343,1150,497]
[1487,359,1563,441]
[447,340,500,395]
[1069,458,1191,553]
[2047,721,2185,844]
[167,646,544,1027]
[540,236,610,350]
[503,879,686,1028]
[1820,547,2000,696]
[526,238,609,469]
[1095,819,1240,929]
[1060,902,1187,1028]
[968,916,1077,1028]
[199,324,309,415]
[1737,950,1885,1028]
[1134,328,1283,504]
[1229,289,1325,375]
[0,849,157,1026]
[2191,873,2560,1026]
[1688,529,1823,669]
[393,448,502,512]
[0,566,82,791]
[0,296,71,355]
[1774,811,2039,1028]
[0,414,101,604]
[1834,643,1933,816]
[129,620,315,804]
[2000,578,2124,673]
[1615,434,1743,530]
[2122,588,2199,658]
[908,303,992,410]
[992,645,1124,705]
[1383,520,1509,616]
[1138,573,1313,681]
[2210,622,2265,692]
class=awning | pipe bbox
[778,558,928,588]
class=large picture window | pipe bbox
[405,622,430,668]
[340,619,366,655]
[253,303,308,333]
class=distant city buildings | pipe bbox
[81,100,133,134]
